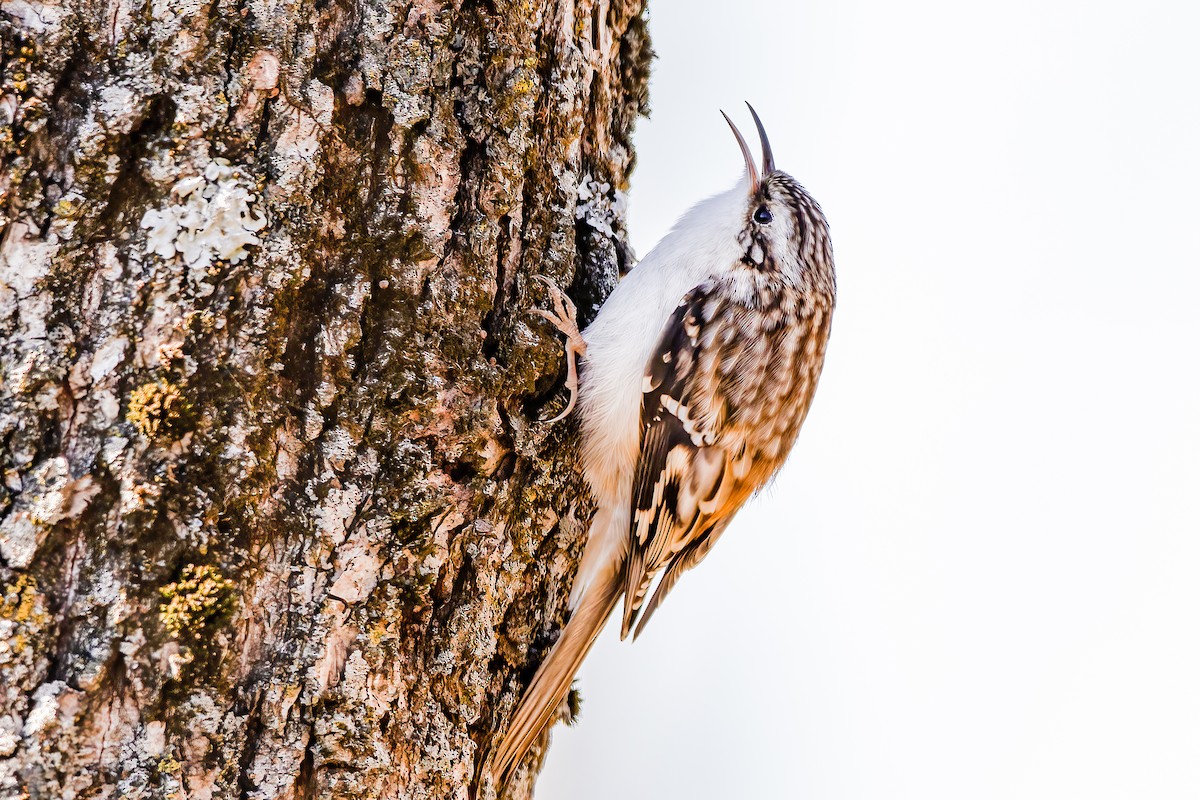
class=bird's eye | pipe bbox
[753,206,773,224]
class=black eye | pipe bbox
[753,206,773,224]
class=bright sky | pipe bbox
[539,1,1200,798]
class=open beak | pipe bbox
[721,104,776,194]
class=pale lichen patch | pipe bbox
[575,172,628,238]
[88,336,128,383]
[0,221,60,344]
[140,158,267,293]
[21,681,71,738]
[0,459,99,568]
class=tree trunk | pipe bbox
[0,0,650,796]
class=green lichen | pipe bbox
[128,379,192,440]
[158,564,236,641]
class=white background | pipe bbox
[539,1,1200,798]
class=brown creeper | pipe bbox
[491,104,836,786]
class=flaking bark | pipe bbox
[0,0,651,797]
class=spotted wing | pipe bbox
[620,286,754,637]
[620,281,831,639]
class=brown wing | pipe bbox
[630,518,731,641]
[619,281,832,639]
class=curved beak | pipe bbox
[722,105,776,194]
[745,102,775,177]
[721,110,760,194]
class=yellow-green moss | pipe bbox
[53,197,80,219]
[158,564,236,641]
[2,574,48,626]
[1,575,50,659]
[127,380,192,440]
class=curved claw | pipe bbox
[540,393,576,425]
[531,275,587,424]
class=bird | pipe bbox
[489,104,837,788]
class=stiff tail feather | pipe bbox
[489,565,623,788]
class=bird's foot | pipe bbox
[532,275,587,423]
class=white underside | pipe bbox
[568,181,748,608]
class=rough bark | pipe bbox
[0,0,650,796]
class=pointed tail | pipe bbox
[489,565,623,788]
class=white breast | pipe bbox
[563,181,748,605]
[577,183,746,509]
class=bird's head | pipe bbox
[723,104,835,296]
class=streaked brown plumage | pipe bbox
[624,274,833,638]
[490,105,836,789]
